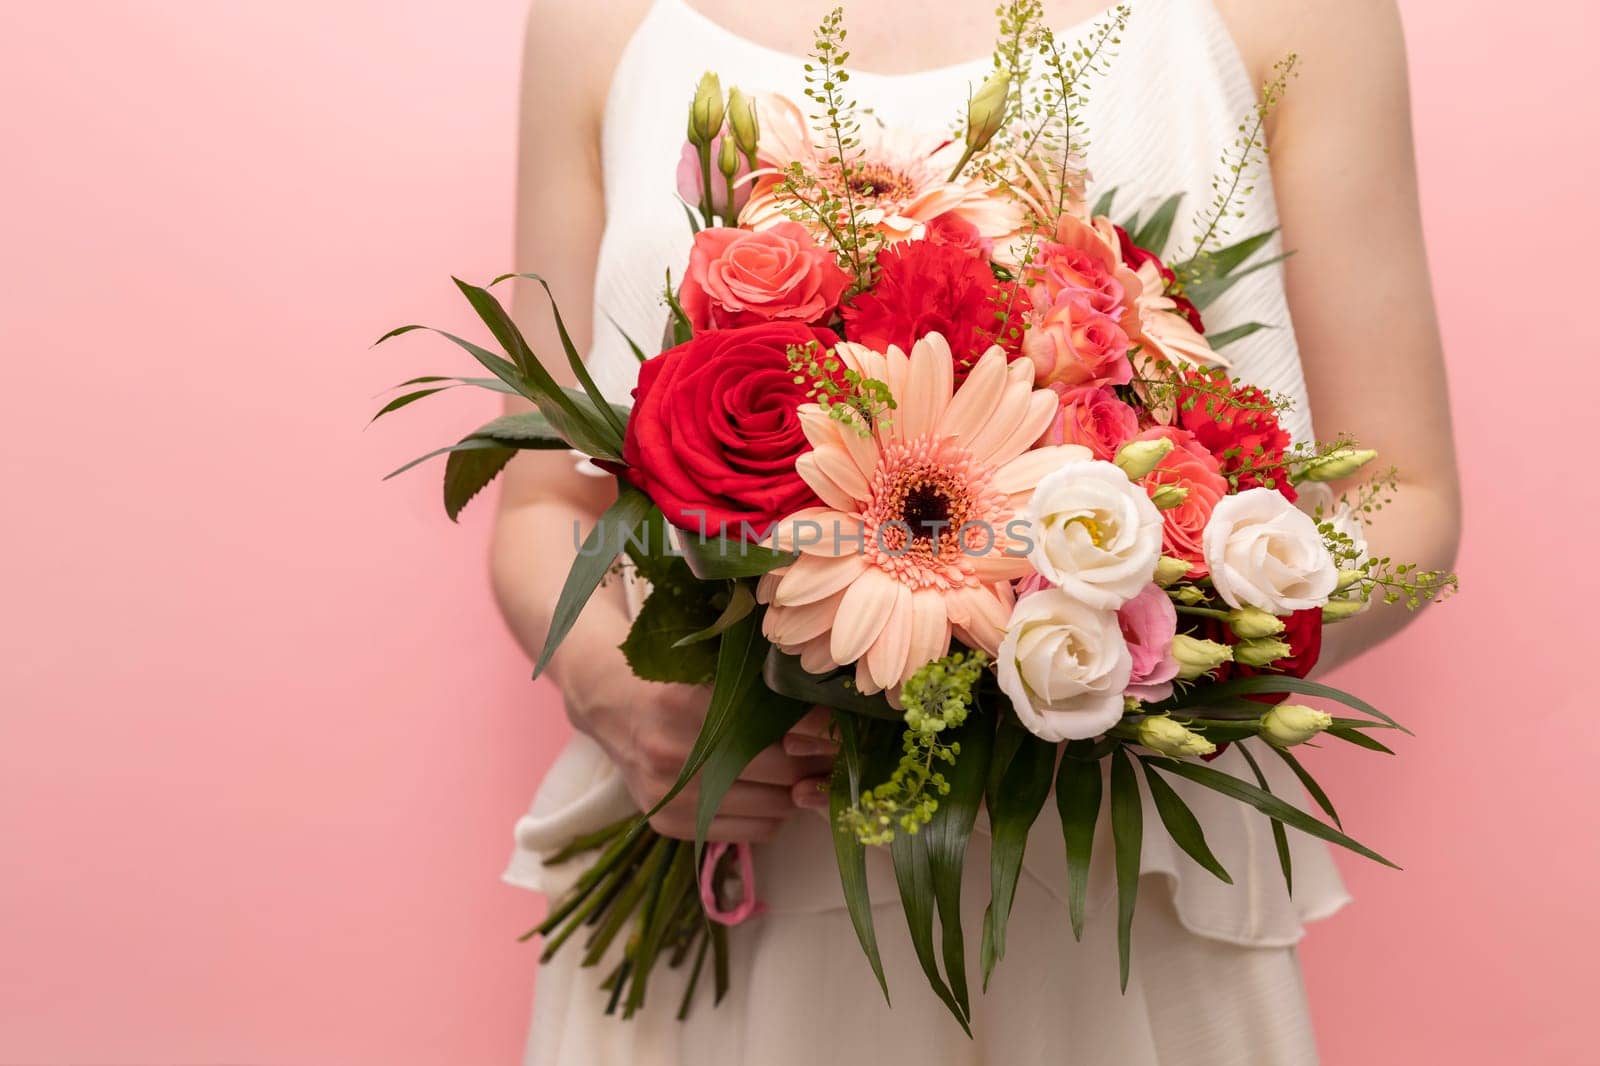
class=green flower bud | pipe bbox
[1150,483,1190,510]
[1336,568,1365,591]
[1170,585,1208,606]
[1137,715,1217,757]
[1227,606,1285,640]
[1301,447,1378,483]
[1234,637,1293,667]
[1114,436,1174,480]
[686,71,725,148]
[1321,597,1367,622]
[1172,634,1233,680]
[964,68,1011,154]
[1260,703,1333,746]
[717,133,740,179]
[725,86,760,159]
[1153,556,1191,588]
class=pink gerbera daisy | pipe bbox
[757,334,1082,694]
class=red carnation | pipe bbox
[841,240,1029,379]
[1113,223,1204,333]
[1211,607,1324,705]
[621,323,837,537]
[1177,367,1298,503]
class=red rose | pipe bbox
[622,323,837,536]
[1213,607,1324,704]
[679,221,850,331]
[841,239,1029,379]
[1177,367,1298,503]
[1113,223,1204,333]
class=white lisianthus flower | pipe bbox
[1024,459,1164,610]
[1203,488,1338,613]
[996,589,1132,742]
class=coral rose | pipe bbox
[1038,384,1139,460]
[678,221,850,331]
[1022,293,1133,390]
[1135,425,1229,576]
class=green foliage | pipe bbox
[1055,740,1102,941]
[840,651,990,846]
[536,488,655,677]
[980,722,1055,987]
[1188,55,1299,262]
[785,340,897,436]
[829,715,895,1003]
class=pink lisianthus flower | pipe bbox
[1117,583,1180,702]
[676,132,752,216]
[1038,384,1139,460]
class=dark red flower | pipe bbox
[1113,223,1205,333]
[841,240,1029,379]
[1176,367,1298,503]
[621,323,837,537]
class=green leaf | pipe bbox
[1141,755,1399,868]
[890,826,971,1034]
[1174,228,1277,287]
[677,532,796,580]
[694,689,810,847]
[374,323,530,400]
[443,442,515,521]
[762,648,903,722]
[664,269,693,346]
[829,715,893,1003]
[1237,742,1292,896]
[926,705,994,1020]
[535,486,653,676]
[1091,186,1118,218]
[1185,251,1292,310]
[1150,674,1410,734]
[1141,761,1231,884]
[1130,193,1184,256]
[383,438,509,482]
[491,272,629,440]
[1056,743,1103,942]
[1327,725,1395,755]
[368,386,451,422]
[620,581,721,685]
[1270,744,1341,828]
[672,582,756,647]
[981,721,1055,988]
[607,313,650,364]
[1109,746,1143,993]
[1205,321,1272,349]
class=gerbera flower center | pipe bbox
[861,434,1008,590]
[902,484,953,539]
[841,161,916,203]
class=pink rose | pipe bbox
[922,210,994,259]
[678,221,851,331]
[1029,237,1127,316]
[676,133,751,217]
[1039,384,1139,460]
[1022,293,1133,390]
[1136,425,1229,577]
[1117,583,1180,702]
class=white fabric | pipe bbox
[509,0,1350,1059]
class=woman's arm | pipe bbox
[490,1,829,840]
[1227,0,1462,670]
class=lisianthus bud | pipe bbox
[1172,634,1233,679]
[1227,606,1285,640]
[964,68,1011,154]
[1170,585,1208,605]
[1114,436,1175,480]
[1301,447,1378,483]
[1336,568,1365,591]
[1321,597,1367,622]
[1260,703,1333,746]
[1138,715,1217,757]
[717,134,740,179]
[1150,483,1190,510]
[686,71,725,148]
[726,86,759,160]
[1234,637,1293,667]
[1153,556,1191,587]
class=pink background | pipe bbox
[1,1,1592,1062]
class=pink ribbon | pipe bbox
[698,842,767,926]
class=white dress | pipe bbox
[506,0,1351,1061]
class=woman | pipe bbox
[492,0,1460,1061]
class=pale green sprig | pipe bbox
[840,651,990,846]
[786,341,896,436]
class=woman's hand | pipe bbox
[564,659,837,842]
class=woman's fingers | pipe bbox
[740,744,832,786]
[791,774,831,810]
[782,706,840,756]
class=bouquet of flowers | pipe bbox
[375,2,1455,1028]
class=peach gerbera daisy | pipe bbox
[756,333,1082,695]
[740,94,1022,248]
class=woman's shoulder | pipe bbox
[1211,0,1405,86]
[521,0,656,130]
